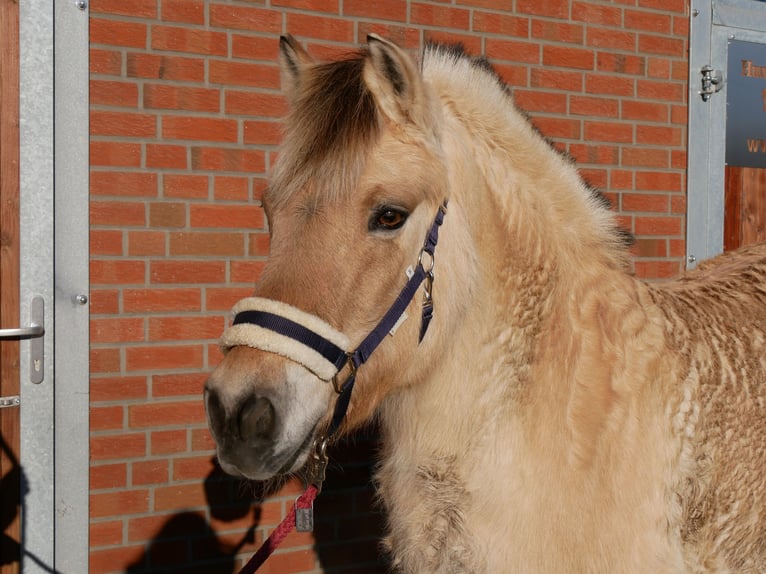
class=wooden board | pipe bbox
[724,165,766,251]
[0,0,22,571]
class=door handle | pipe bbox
[0,296,45,383]
[0,324,44,339]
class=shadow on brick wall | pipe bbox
[124,424,390,573]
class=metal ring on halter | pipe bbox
[331,354,356,394]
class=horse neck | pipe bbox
[377,92,638,464]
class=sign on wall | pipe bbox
[726,39,766,167]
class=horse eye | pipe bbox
[371,208,409,231]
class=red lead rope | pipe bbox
[238,484,319,574]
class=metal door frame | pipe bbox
[687,0,766,267]
[19,1,89,571]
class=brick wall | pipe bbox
[88,1,690,572]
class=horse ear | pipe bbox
[279,34,314,102]
[363,34,425,128]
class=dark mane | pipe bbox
[271,52,380,206]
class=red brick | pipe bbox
[132,459,170,485]
[91,141,142,168]
[91,317,145,344]
[168,232,245,256]
[162,116,238,143]
[91,171,158,198]
[583,121,633,143]
[91,406,125,432]
[127,512,188,542]
[90,0,157,17]
[585,74,634,96]
[244,120,283,146]
[517,0,569,19]
[91,489,150,518]
[634,238,668,258]
[90,520,124,547]
[209,4,282,33]
[91,201,146,227]
[91,230,124,256]
[231,260,267,283]
[485,38,540,64]
[92,376,149,402]
[610,170,634,190]
[189,204,264,229]
[152,372,208,397]
[530,69,583,91]
[209,60,281,89]
[638,0,686,13]
[634,171,683,191]
[531,116,581,140]
[531,20,584,44]
[213,176,250,201]
[568,143,619,165]
[357,23,421,50]
[160,0,205,24]
[344,0,406,21]
[621,100,668,122]
[622,193,670,213]
[513,90,567,113]
[91,48,122,75]
[125,345,205,372]
[149,202,186,228]
[172,455,216,481]
[148,316,224,342]
[572,1,622,26]
[146,144,188,169]
[91,433,147,461]
[90,80,139,107]
[231,39,278,67]
[190,147,266,172]
[637,79,684,102]
[284,13,355,42]
[411,3,470,29]
[126,53,205,82]
[621,147,669,168]
[128,230,166,256]
[205,287,256,311]
[587,29,636,52]
[624,9,672,33]
[163,174,209,199]
[422,31,482,54]
[123,288,202,313]
[90,288,118,308]
[90,110,157,138]
[543,45,594,70]
[570,95,620,118]
[91,348,121,373]
[151,25,228,56]
[153,483,207,511]
[151,429,190,455]
[596,52,646,75]
[248,232,270,257]
[144,84,220,113]
[634,215,682,235]
[636,125,682,147]
[91,260,147,285]
[638,34,685,56]
[474,12,529,36]
[150,261,226,284]
[191,428,216,452]
[90,18,147,48]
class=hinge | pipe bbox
[700,65,723,101]
[0,396,20,409]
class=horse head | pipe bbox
[204,35,462,481]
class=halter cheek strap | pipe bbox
[219,201,447,439]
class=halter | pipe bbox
[222,201,447,573]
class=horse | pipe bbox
[204,34,766,573]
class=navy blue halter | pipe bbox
[232,201,447,438]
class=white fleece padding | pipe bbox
[219,297,351,381]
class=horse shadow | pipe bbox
[126,424,390,573]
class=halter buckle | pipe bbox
[332,353,356,394]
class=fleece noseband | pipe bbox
[220,201,447,441]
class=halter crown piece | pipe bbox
[220,201,447,573]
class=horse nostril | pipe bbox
[238,396,276,442]
[204,387,226,440]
